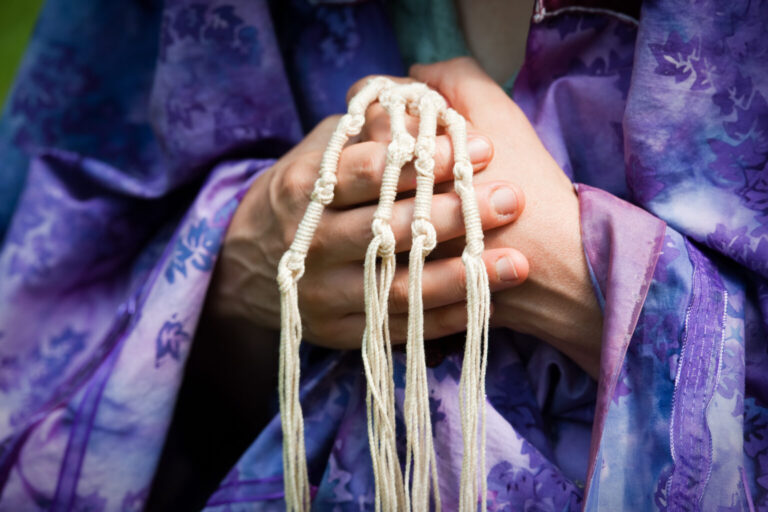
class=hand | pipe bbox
[206,106,530,349]
[409,58,603,377]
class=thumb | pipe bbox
[409,57,516,126]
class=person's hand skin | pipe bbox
[402,57,603,378]
[205,99,531,349]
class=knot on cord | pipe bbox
[464,237,484,259]
[441,107,463,128]
[415,137,436,161]
[342,113,365,136]
[388,133,415,167]
[372,218,396,257]
[414,154,435,176]
[277,251,305,291]
[412,219,436,254]
[378,87,403,109]
[453,160,473,182]
[311,173,336,205]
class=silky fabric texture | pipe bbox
[0,0,766,511]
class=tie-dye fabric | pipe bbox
[0,0,766,510]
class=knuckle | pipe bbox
[318,114,343,132]
[389,276,410,314]
[453,263,468,298]
[347,76,377,103]
[355,144,384,183]
[280,164,315,202]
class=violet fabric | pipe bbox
[0,0,767,510]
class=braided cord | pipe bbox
[277,79,491,512]
[276,77,388,512]
[442,108,491,512]
[403,89,444,512]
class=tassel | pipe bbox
[277,79,491,512]
[442,108,491,512]
[276,77,385,512]
[360,81,416,512]
[403,89,444,511]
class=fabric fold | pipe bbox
[576,184,666,499]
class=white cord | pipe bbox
[276,77,386,512]
[277,78,491,512]
[441,107,491,512]
[403,89,444,512]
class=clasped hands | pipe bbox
[210,58,603,378]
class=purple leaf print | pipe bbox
[708,91,768,218]
[649,32,700,84]
[724,90,768,142]
[155,315,191,366]
[708,137,764,183]
[707,224,750,256]
[712,71,754,117]
[487,461,581,512]
[707,223,768,276]
[326,450,354,503]
[164,217,223,284]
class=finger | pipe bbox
[409,57,522,126]
[305,301,473,349]
[359,103,421,142]
[385,247,529,314]
[310,246,528,317]
[331,133,493,208]
[345,75,419,105]
[390,301,471,343]
[315,182,524,261]
[346,75,421,144]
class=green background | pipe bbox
[0,0,45,106]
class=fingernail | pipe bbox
[491,187,518,216]
[467,136,492,163]
[495,256,518,282]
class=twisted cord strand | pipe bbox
[277,79,491,512]
[404,90,444,512]
[276,77,389,512]
[361,81,430,512]
[441,107,491,512]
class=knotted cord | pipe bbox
[277,77,491,511]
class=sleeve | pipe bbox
[577,184,767,511]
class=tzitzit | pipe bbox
[276,77,491,511]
